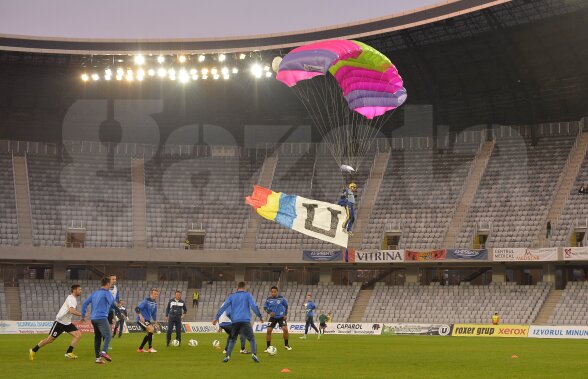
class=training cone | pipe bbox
[511,355,519,359]
[281,368,291,373]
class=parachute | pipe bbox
[275,40,407,173]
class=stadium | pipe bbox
[0,0,587,377]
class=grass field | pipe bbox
[2,333,587,378]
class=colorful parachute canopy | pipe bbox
[245,185,349,248]
[276,40,406,119]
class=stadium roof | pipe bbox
[0,0,586,133]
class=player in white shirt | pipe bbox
[29,284,83,360]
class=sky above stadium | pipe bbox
[0,0,442,39]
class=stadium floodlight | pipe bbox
[116,67,124,76]
[221,67,229,75]
[202,75,208,80]
[105,69,112,77]
[239,53,246,60]
[157,68,167,77]
[263,65,270,72]
[198,54,205,62]
[179,72,190,83]
[223,74,230,80]
[201,68,209,75]
[192,74,198,80]
[134,55,145,65]
[116,74,123,81]
[219,54,226,62]
[213,74,220,80]
[147,69,155,76]
[178,55,187,63]
[190,69,197,75]
[104,75,112,81]
[265,71,272,78]
[157,55,165,64]
[232,67,238,74]
[168,68,176,76]
[91,73,100,81]
[137,68,145,76]
[211,68,218,75]
[81,73,89,82]
[250,63,263,78]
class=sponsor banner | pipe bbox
[493,248,558,262]
[346,250,404,263]
[0,320,54,334]
[446,249,488,261]
[0,321,18,334]
[253,322,306,334]
[72,321,95,334]
[303,250,343,261]
[183,322,218,333]
[382,323,452,336]
[253,322,382,335]
[333,323,382,335]
[529,325,588,339]
[563,247,588,261]
[451,324,529,337]
[405,249,446,261]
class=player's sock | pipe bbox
[285,339,289,346]
[140,335,149,349]
[266,341,271,348]
[32,345,40,353]
[66,346,74,354]
[148,333,153,348]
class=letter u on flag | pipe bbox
[246,185,349,248]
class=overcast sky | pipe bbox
[0,0,443,39]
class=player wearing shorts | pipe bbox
[263,286,292,352]
[136,288,159,353]
[29,284,83,360]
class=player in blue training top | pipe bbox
[338,182,357,235]
[136,288,159,353]
[213,281,263,363]
[300,293,320,339]
[263,286,292,352]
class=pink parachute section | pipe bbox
[354,106,397,120]
[275,70,323,87]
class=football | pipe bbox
[171,339,180,347]
[267,346,277,356]
[212,339,221,348]
[188,339,198,347]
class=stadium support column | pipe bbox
[53,262,66,280]
[319,267,332,285]
[235,266,245,283]
[492,264,505,283]
[542,263,555,284]
[405,265,419,284]
[146,264,158,281]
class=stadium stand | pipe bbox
[361,144,479,249]
[18,279,188,321]
[191,281,359,322]
[256,148,374,249]
[456,135,576,248]
[361,282,551,324]
[551,155,588,246]
[0,153,19,246]
[27,153,133,247]
[548,281,588,325]
[144,153,262,249]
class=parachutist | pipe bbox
[338,182,357,234]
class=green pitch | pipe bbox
[2,333,587,378]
